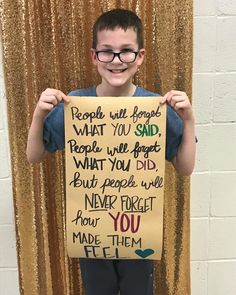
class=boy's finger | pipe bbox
[43,89,69,103]
[174,101,188,110]
[63,95,70,103]
[170,95,185,104]
[160,92,169,104]
[169,90,185,96]
[56,90,70,103]
[42,95,59,106]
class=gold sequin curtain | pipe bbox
[0,0,193,294]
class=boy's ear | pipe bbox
[137,48,146,66]
[90,48,97,65]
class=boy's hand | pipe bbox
[34,88,70,118]
[161,90,194,122]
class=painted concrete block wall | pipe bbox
[191,1,236,295]
[0,0,236,294]
[0,38,19,294]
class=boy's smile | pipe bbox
[91,27,145,96]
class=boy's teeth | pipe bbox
[110,69,124,73]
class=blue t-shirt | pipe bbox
[43,86,183,161]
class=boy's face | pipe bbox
[91,27,145,89]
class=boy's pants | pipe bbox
[79,258,153,295]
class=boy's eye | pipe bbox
[99,51,114,57]
[99,49,135,53]
[100,49,113,53]
[121,48,135,53]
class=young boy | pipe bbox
[27,8,196,295]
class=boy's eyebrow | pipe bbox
[97,43,137,49]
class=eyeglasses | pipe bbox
[95,50,139,63]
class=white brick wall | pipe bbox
[191,1,236,295]
[0,37,19,295]
[1,1,236,294]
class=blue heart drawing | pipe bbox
[135,249,155,259]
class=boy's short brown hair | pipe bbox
[92,8,144,49]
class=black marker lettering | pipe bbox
[71,106,105,123]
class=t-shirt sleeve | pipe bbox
[165,106,183,161]
[43,104,65,153]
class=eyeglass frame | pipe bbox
[95,50,139,63]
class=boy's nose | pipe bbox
[112,55,122,63]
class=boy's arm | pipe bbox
[26,88,69,163]
[161,90,196,176]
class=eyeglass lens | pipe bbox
[96,51,138,63]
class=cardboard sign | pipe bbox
[65,96,166,260]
